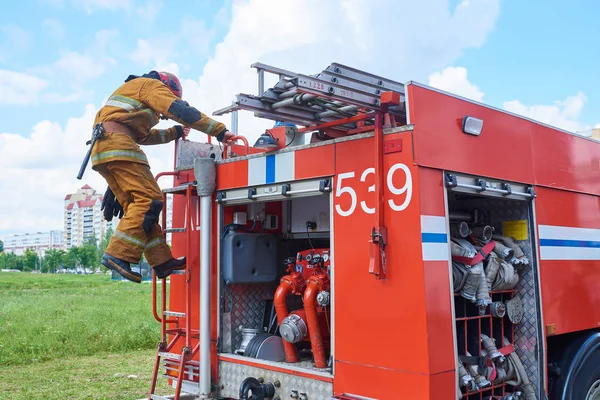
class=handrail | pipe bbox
[222,135,250,159]
[152,171,180,326]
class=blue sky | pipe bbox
[0,0,232,135]
[457,0,599,126]
[0,0,598,236]
[1,0,598,136]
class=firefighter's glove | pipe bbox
[174,125,190,141]
[101,186,124,222]
[216,129,236,143]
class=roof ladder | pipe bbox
[213,61,407,133]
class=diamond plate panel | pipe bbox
[222,283,279,352]
[465,198,542,396]
[217,360,333,399]
[176,140,223,170]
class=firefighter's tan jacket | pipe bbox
[90,77,226,168]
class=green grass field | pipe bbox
[0,272,173,399]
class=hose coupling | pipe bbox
[491,301,506,318]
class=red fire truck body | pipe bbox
[148,63,600,400]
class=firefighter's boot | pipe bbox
[153,257,186,279]
[101,253,142,283]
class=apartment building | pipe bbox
[1,230,64,256]
[64,185,118,248]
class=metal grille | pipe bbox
[175,140,223,170]
[217,360,333,399]
[486,199,541,397]
[454,197,542,397]
[221,283,279,353]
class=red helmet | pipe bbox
[157,71,182,98]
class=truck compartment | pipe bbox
[217,182,334,388]
[445,172,544,400]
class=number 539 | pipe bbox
[334,163,413,217]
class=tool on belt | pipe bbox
[77,123,105,180]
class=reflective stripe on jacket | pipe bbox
[91,77,227,167]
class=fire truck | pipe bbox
[146,62,600,400]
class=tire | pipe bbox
[550,332,600,400]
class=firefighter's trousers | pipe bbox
[95,161,172,268]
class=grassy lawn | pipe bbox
[0,272,173,399]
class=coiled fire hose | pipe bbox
[493,235,530,273]
[481,334,505,364]
[493,240,515,261]
[484,252,519,291]
[459,337,535,399]
[458,358,476,391]
[452,238,492,307]
[452,261,468,292]
[502,337,537,400]
[466,351,492,389]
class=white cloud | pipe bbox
[130,18,213,71]
[427,64,596,134]
[53,51,107,83]
[172,0,500,145]
[42,19,67,41]
[0,0,502,236]
[155,62,180,77]
[0,70,49,105]
[26,28,118,97]
[130,38,175,69]
[0,104,176,236]
[136,0,162,22]
[503,92,592,133]
[428,66,485,102]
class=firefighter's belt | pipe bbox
[77,123,105,180]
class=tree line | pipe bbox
[0,228,113,273]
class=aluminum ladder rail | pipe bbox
[148,173,200,400]
[213,61,407,131]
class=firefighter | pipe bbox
[90,70,235,283]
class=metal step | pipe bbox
[162,184,195,195]
[164,311,186,318]
[149,393,197,400]
[150,395,172,400]
[149,395,197,400]
[170,270,186,275]
[164,228,186,233]
[158,352,182,361]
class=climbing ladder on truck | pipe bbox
[148,173,200,400]
[146,62,409,400]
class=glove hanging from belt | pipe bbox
[101,186,124,222]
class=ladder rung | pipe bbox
[164,311,186,318]
[162,185,194,195]
[158,352,182,361]
[166,328,200,338]
[170,270,186,275]
[151,392,197,400]
[164,228,186,233]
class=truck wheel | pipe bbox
[550,332,600,400]
[585,379,600,400]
